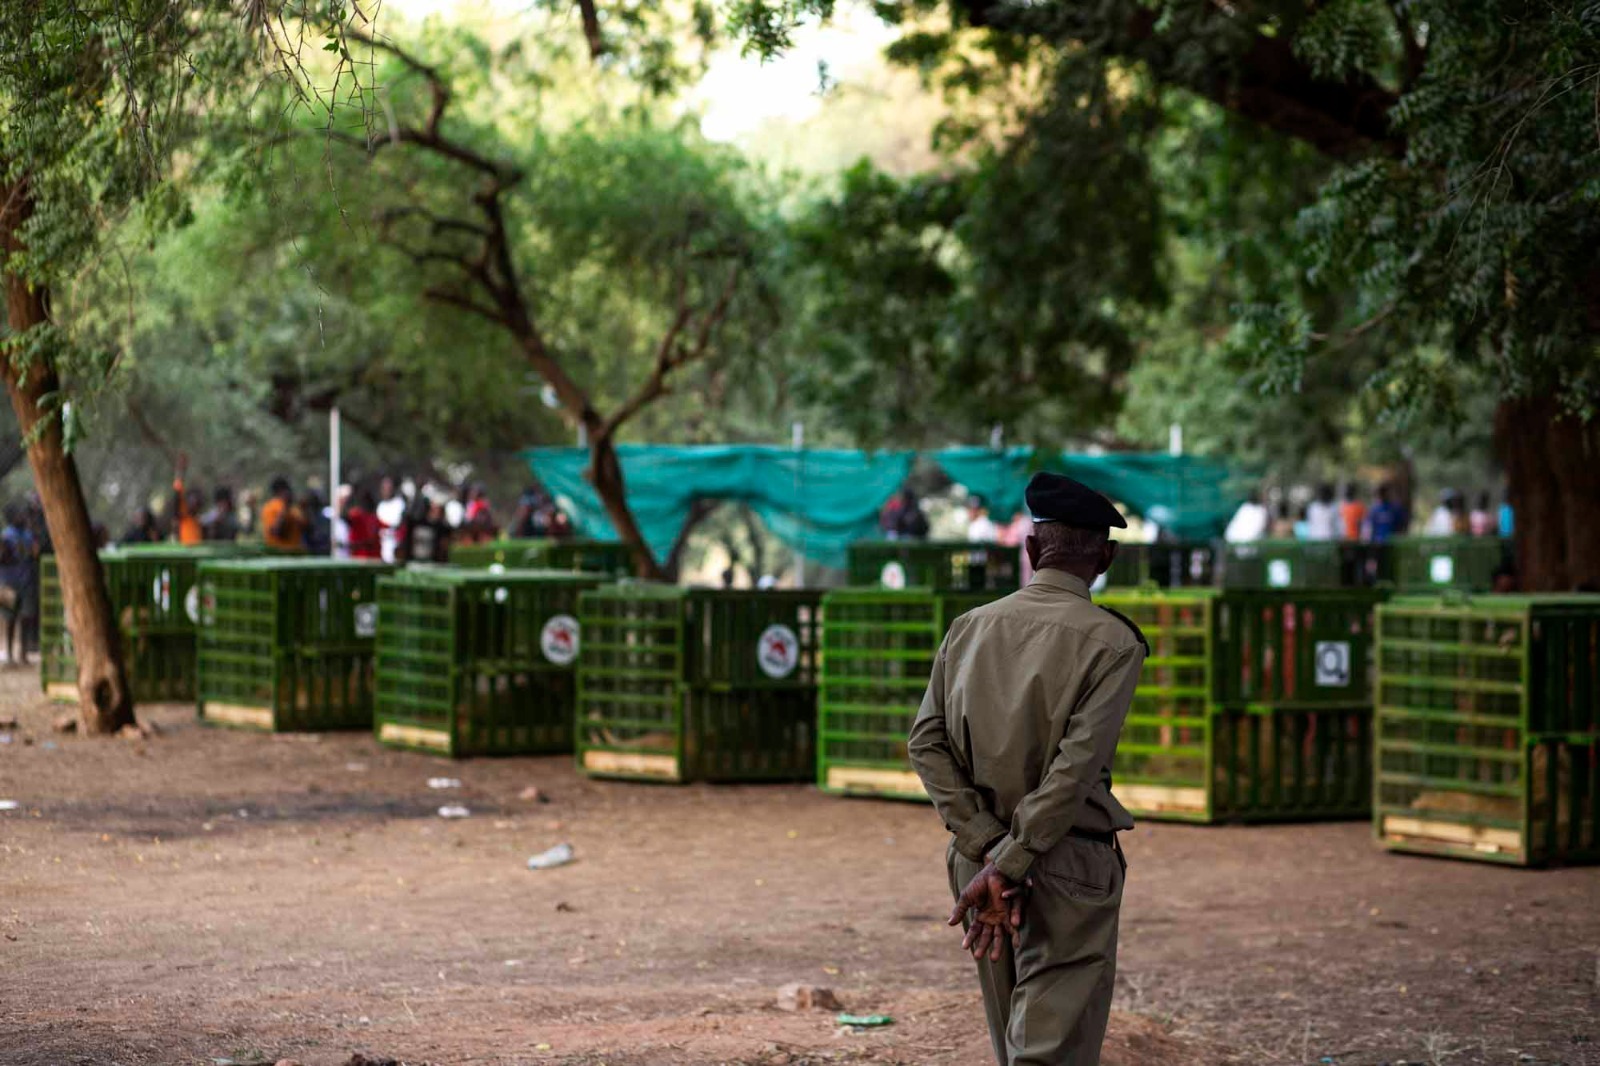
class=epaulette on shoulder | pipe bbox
[1097,604,1150,655]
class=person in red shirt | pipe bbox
[464,483,493,527]
[343,489,383,560]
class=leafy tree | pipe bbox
[781,57,1165,449]
[745,0,1600,588]
[0,1,267,732]
[282,19,780,577]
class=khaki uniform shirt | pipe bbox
[908,568,1146,883]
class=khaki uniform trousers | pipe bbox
[947,834,1125,1066]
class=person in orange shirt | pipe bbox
[1339,482,1367,541]
[171,455,204,546]
[260,477,308,552]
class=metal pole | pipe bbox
[1169,423,1183,457]
[329,406,341,558]
[792,421,805,587]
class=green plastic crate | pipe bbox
[816,587,1005,800]
[1101,587,1385,708]
[1213,588,1387,707]
[197,559,394,731]
[1375,595,1600,865]
[450,538,634,575]
[1117,705,1371,824]
[1099,541,1219,590]
[40,545,257,704]
[1390,536,1512,592]
[1099,590,1213,819]
[847,541,1021,592]
[374,569,610,757]
[1100,588,1377,822]
[1222,540,1391,589]
[576,585,822,783]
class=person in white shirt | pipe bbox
[1425,490,1463,535]
[966,496,1000,542]
[375,475,409,563]
[1225,491,1269,543]
[1304,483,1340,540]
[329,483,352,559]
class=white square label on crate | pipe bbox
[1267,559,1293,588]
[1315,641,1351,687]
[1429,554,1454,585]
[880,561,907,590]
[354,603,379,639]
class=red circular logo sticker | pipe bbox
[757,623,800,679]
[541,614,581,665]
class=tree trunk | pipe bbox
[739,503,768,582]
[1,183,136,734]
[1494,395,1600,592]
[1547,405,1600,590]
[587,433,665,580]
[664,498,719,582]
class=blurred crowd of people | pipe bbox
[0,465,576,662]
[117,461,576,563]
[1223,484,1513,544]
[878,490,1022,545]
[877,479,1514,553]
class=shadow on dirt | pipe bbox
[37,792,510,841]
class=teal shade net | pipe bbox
[933,447,1247,540]
[934,446,1036,518]
[523,445,916,568]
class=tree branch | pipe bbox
[422,284,505,325]
[124,397,178,468]
[339,25,519,180]
[1386,1,1428,87]
[575,0,606,61]
[956,0,1404,159]
[377,203,491,243]
[598,260,743,442]
[345,23,451,138]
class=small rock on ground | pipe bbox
[776,983,843,1012]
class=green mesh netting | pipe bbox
[523,445,915,568]
[524,444,1247,567]
[934,446,1249,540]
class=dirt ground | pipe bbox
[1,669,1596,1066]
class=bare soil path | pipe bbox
[0,669,1595,1066]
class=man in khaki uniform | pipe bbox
[909,472,1147,1066]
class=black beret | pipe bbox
[1025,472,1127,529]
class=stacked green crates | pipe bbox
[1390,536,1511,592]
[1375,596,1600,865]
[817,588,1002,800]
[374,569,608,757]
[197,558,394,731]
[40,545,254,703]
[449,538,633,575]
[1100,587,1383,822]
[847,541,1020,592]
[576,586,822,783]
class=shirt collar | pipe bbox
[1030,568,1092,600]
